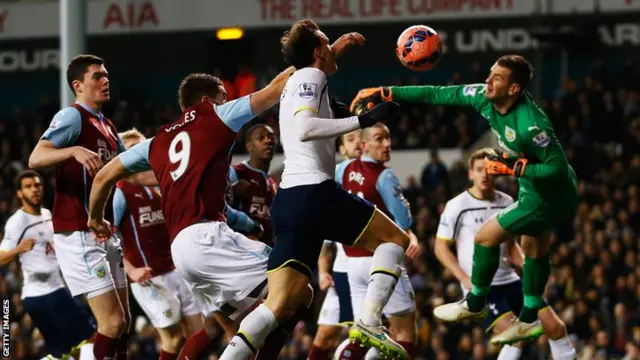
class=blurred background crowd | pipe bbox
[2,0,640,359]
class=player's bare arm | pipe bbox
[330,32,365,58]
[318,242,335,291]
[434,237,472,290]
[0,238,35,266]
[87,157,134,242]
[249,66,296,115]
[122,257,153,286]
[29,140,104,177]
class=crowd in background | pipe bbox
[1,57,640,360]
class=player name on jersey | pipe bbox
[149,102,237,241]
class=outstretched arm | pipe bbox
[89,140,152,228]
[351,84,488,112]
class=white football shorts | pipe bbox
[171,221,270,321]
[130,269,201,328]
[54,231,127,298]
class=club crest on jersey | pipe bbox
[297,82,317,99]
[164,310,173,318]
[504,126,516,142]
[533,131,551,148]
[95,265,106,278]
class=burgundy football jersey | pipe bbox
[116,181,174,278]
[341,158,391,257]
[52,104,119,233]
[231,162,277,246]
[148,102,236,241]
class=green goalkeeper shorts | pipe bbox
[496,192,577,237]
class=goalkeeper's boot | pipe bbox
[490,318,544,345]
[433,298,489,322]
[349,319,409,359]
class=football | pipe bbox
[396,25,442,72]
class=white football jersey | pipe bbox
[279,67,335,188]
[1,208,65,298]
[436,190,520,287]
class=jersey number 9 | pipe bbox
[169,131,191,181]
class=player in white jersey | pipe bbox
[0,171,95,360]
[220,19,411,360]
[310,130,361,359]
[435,149,577,360]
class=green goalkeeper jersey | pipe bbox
[391,84,578,201]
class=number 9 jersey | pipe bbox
[120,96,256,241]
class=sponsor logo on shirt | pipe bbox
[532,131,551,147]
[297,82,318,99]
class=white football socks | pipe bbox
[549,336,577,360]
[78,343,94,360]
[359,243,405,326]
[497,345,522,360]
[365,347,383,359]
[219,304,278,360]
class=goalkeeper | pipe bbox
[351,55,579,346]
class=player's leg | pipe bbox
[482,282,528,360]
[310,286,344,360]
[109,238,132,360]
[52,288,96,360]
[299,182,409,358]
[434,204,522,322]
[537,307,577,360]
[180,314,204,337]
[335,257,372,360]
[177,314,221,360]
[220,183,327,359]
[87,290,127,360]
[378,266,417,359]
[23,292,70,359]
[129,274,184,360]
[53,232,128,360]
[323,186,409,358]
[491,233,551,345]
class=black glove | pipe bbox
[357,101,400,128]
[330,97,351,118]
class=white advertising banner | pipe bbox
[0,0,534,40]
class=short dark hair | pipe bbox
[245,123,270,142]
[281,19,321,69]
[16,170,41,190]
[178,73,223,109]
[496,55,534,91]
[66,54,105,95]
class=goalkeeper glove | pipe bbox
[350,87,393,115]
[357,101,400,128]
[485,148,528,177]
